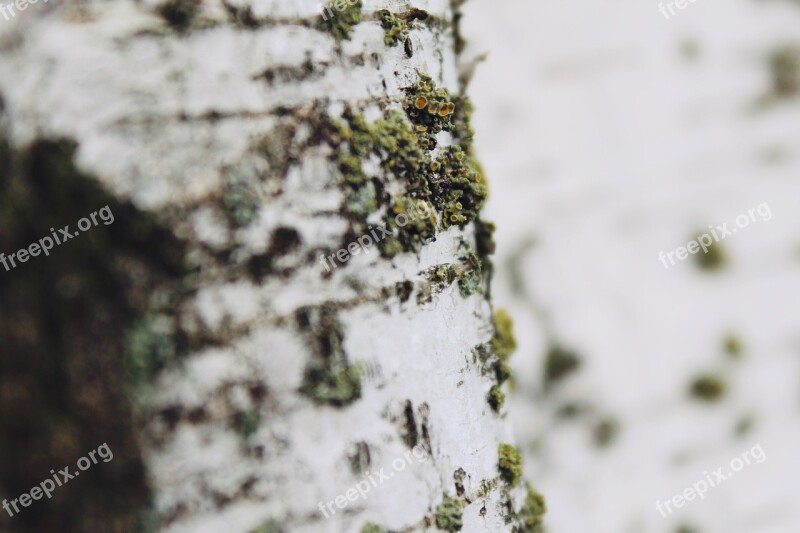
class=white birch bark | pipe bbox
[0,1,538,532]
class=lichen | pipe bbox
[403,74,456,140]
[456,249,482,296]
[513,482,546,533]
[497,443,523,486]
[345,181,377,217]
[384,195,438,254]
[488,385,505,412]
[491,309,517,361]
[378,10,409,47]
[689,375,726,402]
[320,0,363,41]
[434,494,463,531]
[326,73,489,265]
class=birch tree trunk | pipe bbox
[0,1,543,532]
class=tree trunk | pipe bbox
[0,1,542,532]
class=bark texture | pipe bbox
[0,1,542,532]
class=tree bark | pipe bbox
[0,1,542,532]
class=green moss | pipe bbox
[156,0,200,31]
[492,309,517,361]
[378,10,409,46]
[428,146,487,229]
[689,375,726,402]
[498,443,523,486]
[327,73,490,263]
[488,385,505,412]
[456,248,483,296]
[303,361,361,406]
[298,305,362,407]
[385,195,438,254]
[434,495,463,531]
[320,0,363,41]
[514,482,546,533]
[543,346,581,387]
[379,235,403,258]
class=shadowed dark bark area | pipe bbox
[0,135,187,532]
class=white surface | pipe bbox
[464,0,800,531]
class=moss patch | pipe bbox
[498,443,523,486]
[488,385,505,412]
[434,494,463,531]
[513,482,546,533]
[491,309,517,361]
[378,10,409,47]
[320,0,363,41]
